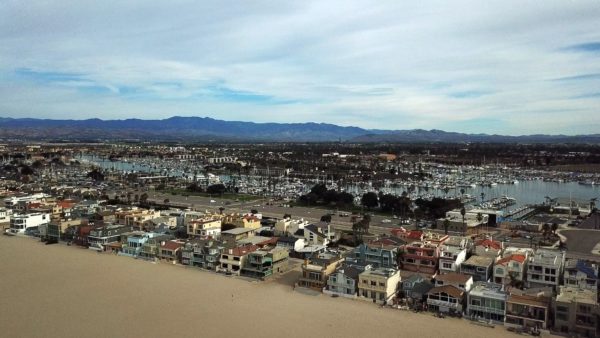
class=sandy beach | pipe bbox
[0,235,550,338]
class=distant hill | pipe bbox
[0,116,599,143]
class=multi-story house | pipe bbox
[298,253,344,290]
[189,239,232,270]
[72,224,94,247]
[0,207,11,225]
[461,255,494,282]
[474,239,503,258]
[526,249,565,289]
[7,212,50,234]
[303,223,335,246]
[564,259,599,291]
[434,272,473,292]
[223,214,261,229]
[121,232,154,256]
[467,282,507,323]
[276,236,305,253]
[46,219,81,242]
[274,217,309,236]
[358,267,401,305]
[187,218,222,238]
[221,228,256,243]
[493,254,527,285]
[554,286,599,338]
[219,245,259,275]
[240,247,289,279]
[400,241,441,275]
[138,234,173,260]
[158,240,184,262]
[438,244,467,274]
[427,285,465,314]
[348,238,402,269]
[505,292,551,330]
[324,264,364,299]
[88,224,132,250]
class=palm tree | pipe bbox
[480,192,485,204]
[460,207,466,235]
[542,223,550,239]
[443,218,450,235]
[476,212,483,235]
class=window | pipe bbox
[371,281,377,286]
[495,267,504,275]
[379,282,385,287]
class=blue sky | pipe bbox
[1,0,599,135]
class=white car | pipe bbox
[381,219,391,223]
[210,200,216,203]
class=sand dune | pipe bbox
[0,235,548,338]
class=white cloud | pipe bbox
[1,0,599,134]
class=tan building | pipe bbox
[358,268,401,305]
[219,245,259,275]
[223,214,261,229]
[554,286,599,337]
[298,253,344,290]
[187,218,222,237]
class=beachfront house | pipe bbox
[158,240,185,262]
[554,286,599,337]
[324,264,364,298]
[219,245,259,275]
[188,239,233,270]
[46,219,81,242]
[88,224,132,250]
[138,234,173,260]
[467,282,507,323]
[460,255,494,282]
[505,292,551,330]
[357,267,401,305]
[240,247,289,279]
[526,248,565,289]
[298,253,344,291]
[7,212,50,234]
[434,272,473,292]
[223,214,261,230]
[399,239,443,275]
[426,285,465,315]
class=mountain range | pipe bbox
[0,116,599,143]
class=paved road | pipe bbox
[560,229,600,254]
[141,191,399,235]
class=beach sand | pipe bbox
[0,235,551,338]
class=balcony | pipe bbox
[427,299,462,311]
[468,304,505,315]
[506,310,545,322]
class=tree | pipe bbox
[139,193,149,205]
[20,165,34,176]
[542,223,550,238]
[396,249,405,269]
[443,218,450,235]
[320,214,332,223]
[87,169,105,181]
[361,214,371,234]
[207,184,226,195]
[551,223,558,235]
[361,192,379,210]
[460,206,466,235]
[163,198,170,205]
[219,207,225,215]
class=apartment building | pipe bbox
[358,268,401,305]
[526,249,565,289]
[467,282,507,323]
[554,286,599,338]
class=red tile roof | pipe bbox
[475,239,502,250]
[160,241,184,251]
[226,245,259,256]
[496,254,526,266]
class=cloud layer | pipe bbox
[1,0,599,135]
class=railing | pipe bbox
[468,304,505,315]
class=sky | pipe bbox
[1,0,599,135]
